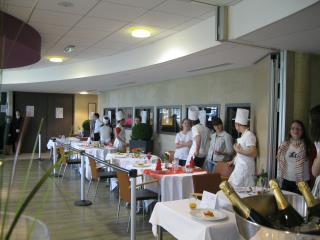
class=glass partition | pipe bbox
[157,106,181,134]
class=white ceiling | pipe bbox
[235,1,320,54]
[3,0,238,68]
[1,42,272,93]
[2,0,320,94]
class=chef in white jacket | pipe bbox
[228,108,257,187]
[187,106,211,168]
[113,111,126,152]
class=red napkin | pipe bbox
[189,157,195,168]
[156,159,162,171]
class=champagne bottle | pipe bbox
[219,181,273,228]
[269,179,304,228]
[297,181,320,222]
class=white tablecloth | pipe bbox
[149,199,239,240]
[145,171,207,202]
[71,142,117,179]
[106,153,158,189]
[106,153,157,171]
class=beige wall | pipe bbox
[285,52,320,134]
[310,54,320,108]
[98,57,271,171]
[74,94,98,133]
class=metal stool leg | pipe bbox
[116,197,121,223]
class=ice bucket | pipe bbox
[234,194,319,240]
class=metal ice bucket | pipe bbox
[234,194,319,240]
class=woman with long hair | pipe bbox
[277,120,313,193]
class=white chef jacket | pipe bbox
[94,119,103,134]
[187,124,210,163]
[99,125,112,144]
[113,124,126,152]
[229,129,256,187]
[174,130,192,160]
[206,130,234,163]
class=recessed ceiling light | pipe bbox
[64,45,75,53]
[131,28,151,38]
[79,91,89,95]
[48,56,64,63]
[57,1,74,7]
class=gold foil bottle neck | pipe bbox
[297,181,318,208]
[219,181,250,218]
[269,179,288,209]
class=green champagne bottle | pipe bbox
[219,181,273,228]
[269,179,304,228]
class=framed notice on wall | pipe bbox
[26,105,34,117]
[88,103,96,119]
[56,107,63,119]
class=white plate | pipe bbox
[133,163,151,168]
[190,209,227,222]
[114,154,128,158]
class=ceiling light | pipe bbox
[64,45,75,53]
[79,91,89,95]
[48,56,64,63]
[131,28,151,38]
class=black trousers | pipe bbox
[93,132,100,141]
[179,159,187,166]
[281,179,301,195]
[194,156,205,168]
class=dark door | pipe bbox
[46,94,74,144]
[13,92,74,153]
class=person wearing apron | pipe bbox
[228,108,257,187]
[113,111,126,152]
[187,106,210,168]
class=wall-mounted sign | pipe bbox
[56,107,63,119]
[0,105,7,113]
[26,105,34,117]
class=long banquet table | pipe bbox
[106,153,207,201]
[150,199,239,240]
[150,187,297,240]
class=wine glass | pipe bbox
[172,158,178,172]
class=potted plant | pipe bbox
[130,123,153,153]
[82,119,90,137]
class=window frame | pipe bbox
[103,107,116,128]
[185,104,220,130]
[118,107,134,129]
[156,105,182,135]
[134,106,154,128]
[224,103,251,140]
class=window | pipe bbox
[157,106,181,134]
[118,107,133,129]
[134,107,154,126]
[186,104,220,130]
[103,108,116,127]
[225,104,251,140]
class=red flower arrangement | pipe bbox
[132,148,142,153]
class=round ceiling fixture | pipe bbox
[57,1,74,7]
[48,56,64,63]
[64,45,75,53]
[130,28,152,38]
[79,91,89,95]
